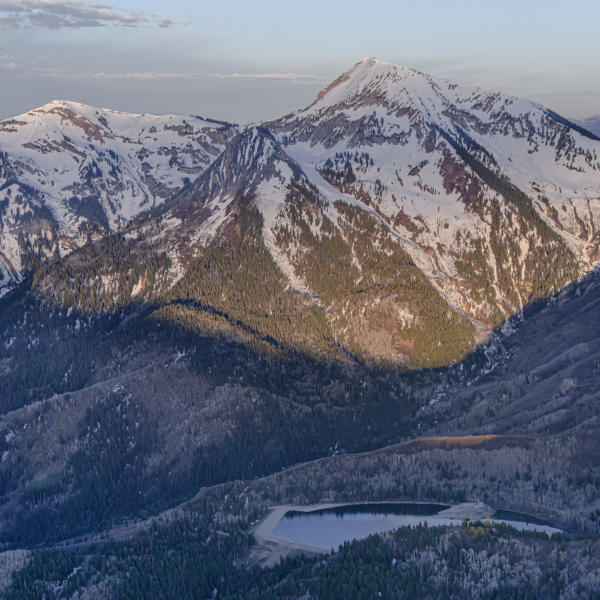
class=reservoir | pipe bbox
[270,502,561,552]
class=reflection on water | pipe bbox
[271,503,561,551]
[489,518,561,536]
[285,502,451,519]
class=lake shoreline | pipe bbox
[248,500,561,568]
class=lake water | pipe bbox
[271,503,561,551]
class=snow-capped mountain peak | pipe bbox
[265,58,600,333]
[0,100,237,295]
[1,59,599,367]
[308,57,429,112]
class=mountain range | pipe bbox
[2,57,598,367]
[0,58,599,598]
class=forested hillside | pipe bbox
[0,58,599,598]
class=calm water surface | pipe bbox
[271,503,561,551]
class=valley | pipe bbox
[0,58,598,598]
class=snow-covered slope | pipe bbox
[264,58,599,325]
[122,124,477,366]
[3,60,599,366]
[151,126,304,266]
[120,60,599,363]
[0,100,235,295]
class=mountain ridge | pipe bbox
[1,59,599,366]
[0,59,600,597]
[266,58,598,328]
[0,100,237,295]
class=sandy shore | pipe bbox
[436,501,494,520]
[249,503,340,567]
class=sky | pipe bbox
[0,0,598,123]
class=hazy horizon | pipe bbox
[0,0,598,123]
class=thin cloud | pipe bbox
[0,65,326,84]
[212,72,326,83]
[0,0,188,29]
[92,71,325,84]
[0,53,18,69]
